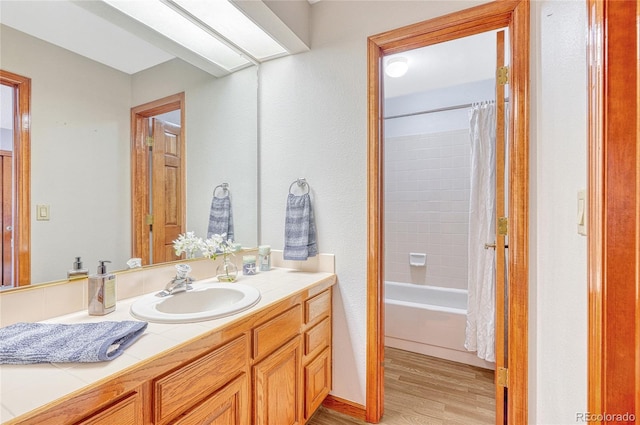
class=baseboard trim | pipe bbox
[322,395,366,421]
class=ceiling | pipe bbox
[1,0,174,75]
[0,0,308,77]
[383,29,509,99]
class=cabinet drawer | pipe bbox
[253,305,301,360]
[304,290,330,325]
[154,335,247,425]
[171,374,248,425]
[76,392,142,425]
[304,347,332,420]
[304,316,331,358]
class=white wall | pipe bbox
[259,0,492,406]
[530,1,588,423]
[260,0,588,419]
[1,25,132,283]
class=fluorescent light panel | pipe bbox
[174,0,287,60]
[104,0,252,71]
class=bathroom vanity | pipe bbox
[0,267,335,425]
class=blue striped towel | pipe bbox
[207,194,234,241]
[0,321,147,364]
[284,193,318,261]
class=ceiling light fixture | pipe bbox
[385,56,409,78]
[103,0,285,72]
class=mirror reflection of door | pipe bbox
[131,93,185,266]
[151,116,183,264]
[1,84,14,287]
[0,70,30,289]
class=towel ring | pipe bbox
[213,183,230,197]
[289,178,310,195]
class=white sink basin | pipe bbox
[130,282,261,323]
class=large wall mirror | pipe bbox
[0,4,259,287]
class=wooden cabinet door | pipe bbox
[303,347,331,420]
[76,392,142,425]
[171,374,248,425]
[253,336,302,425]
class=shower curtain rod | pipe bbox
[384,98,510,120]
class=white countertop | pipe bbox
[0,268,336,423]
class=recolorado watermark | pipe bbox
[576,412,636,422]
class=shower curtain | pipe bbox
[465,102,496,363]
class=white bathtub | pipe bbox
[384,281,494,369]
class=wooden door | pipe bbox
[494,29,508,424]
[1,150,12,286]
[253,336,302,425]
[151,118,183,264]
[130,93,185,266]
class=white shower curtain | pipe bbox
[465,102,496,363]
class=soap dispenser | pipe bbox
[88,260,116,316]
[67,256,89,279]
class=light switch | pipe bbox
[577,190,586,236]
[36,204,50,221]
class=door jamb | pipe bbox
[131,92,185,265]
[366,1,530,423]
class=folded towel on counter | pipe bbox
[284,193,318,261]
[207,194,234,241]
[0,321,148,364]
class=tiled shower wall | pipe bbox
[384,129,471,289]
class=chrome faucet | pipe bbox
[157,264,194,297]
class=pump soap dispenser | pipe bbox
[68,256,89,279]
[88,260,116,316]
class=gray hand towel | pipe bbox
[0,321,147,364]
[207,194,234,241]
[284,193,318,261]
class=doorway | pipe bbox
[381,28,507,424]
[131,93,186,265]
[0,69,31,288]
[367,1,529,424]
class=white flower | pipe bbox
[173,231,202,258]
[199,233,235,260]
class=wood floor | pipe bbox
[308,347,495,425]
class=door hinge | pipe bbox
[497,66,509,85]
[145,214,154,225]
[497,367,509,387]
[498,217,508,236]
[146,136,154,147]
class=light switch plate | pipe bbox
[36,204,50,221]
[577,190,586,236]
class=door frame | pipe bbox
[366,1,529,423]
[131,92,185,265]
[587,0,640,419]
[0,70,31,287]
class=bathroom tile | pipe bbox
[158,323,210,343]
[63,353,141,384]
[43,280,85,319]
[317,254,335,273]
[0,404,14,422]
[116,272,144,301]
[0,288,45,326]
[120,332,180,360]
[142,266,177,294]
[188,258,218,280]
[0,364,88,418]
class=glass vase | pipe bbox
[216,256,238,282]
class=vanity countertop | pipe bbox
[0,268,336,424]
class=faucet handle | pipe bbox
[175,264,192,279]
